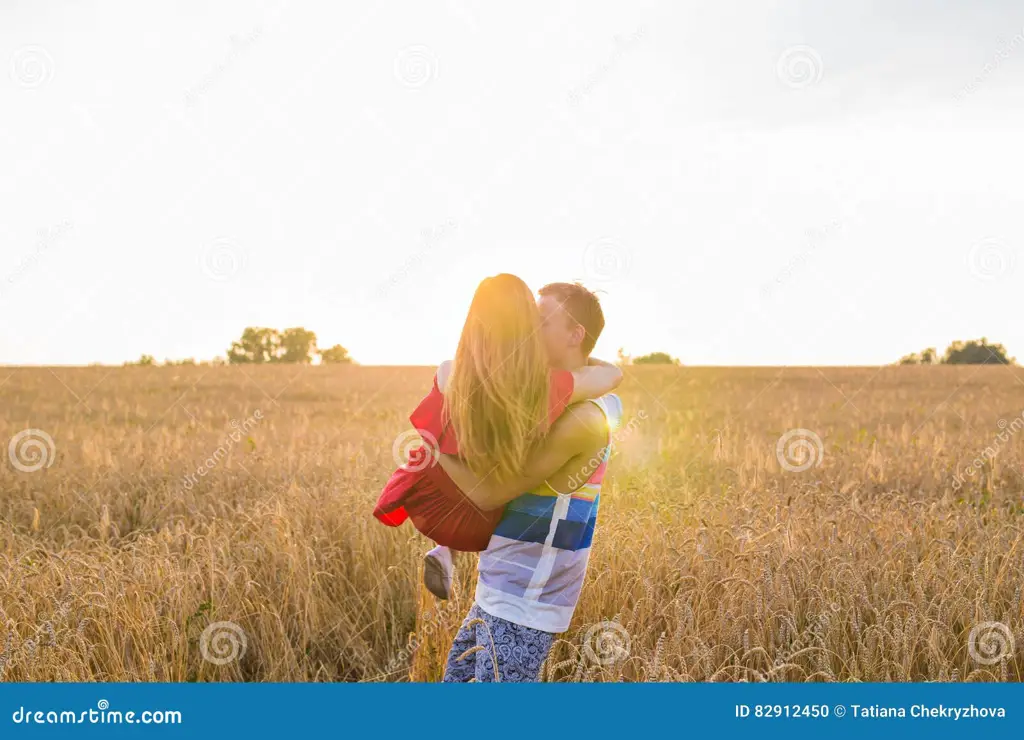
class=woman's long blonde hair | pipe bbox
[444,274,550,483]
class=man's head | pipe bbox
[537,282,605,369]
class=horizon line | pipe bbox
[0,362,1008,370]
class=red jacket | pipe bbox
[373,370,574,551]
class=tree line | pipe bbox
[126,327,354,366]
[226,327,352,364]
[616,348,681,366]
[126,335,1015,368]
[899,338,1015,365]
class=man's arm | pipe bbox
[437,402,609,511]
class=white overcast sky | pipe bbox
[1,1,1022,366]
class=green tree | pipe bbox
[899,348,938,365]
[278,328,318,364]
[320,344,354,364]
[228,328,281,364]
[898,339,1014,366]
[633,351,680,365]
[225,328,358,364]
[943,338,1014,365]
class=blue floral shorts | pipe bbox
[442,603,555,682]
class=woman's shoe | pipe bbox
[423,545,453,600]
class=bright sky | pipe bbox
[2,1,1022,366]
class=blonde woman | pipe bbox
[373,273,621,599]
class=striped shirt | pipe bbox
[474,394,623,633]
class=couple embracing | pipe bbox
[374,275,624,682]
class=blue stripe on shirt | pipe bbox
[506,494,599,523]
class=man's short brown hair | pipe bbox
[538,282,605,356]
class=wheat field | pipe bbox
[1,364,1023,682]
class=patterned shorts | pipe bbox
[442,603,555,683]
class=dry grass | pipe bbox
[1,364,1023,682]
